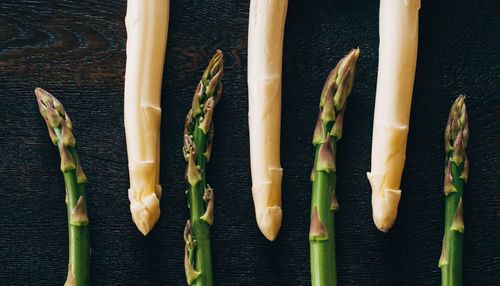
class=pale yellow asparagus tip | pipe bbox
[252,182,282,241]
[367,174,401,232]
[256,207,282,241]
[129,182,162,236]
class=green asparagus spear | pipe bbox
[183,50,223,286]
[439,95,469,286]
[309,49,360,286]
[35,88,90,286]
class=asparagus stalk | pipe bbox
[309,49,360,286]
[183,50,223,286]
[367,0,420,232]
[248,0,288,241]
[124,0,169,235]
[439,95,468,286]
[35,88,90,286]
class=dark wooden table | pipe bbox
[1,0,499,285]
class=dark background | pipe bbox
[1,0,499,285]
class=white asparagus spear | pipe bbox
[248,0,288,241]
[124,0,169,235]
[367,0,420,232]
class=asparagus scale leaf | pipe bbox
[309,49,360,286]
[440,95,468,286]
[35,88,90,286]
[183,50,223,286]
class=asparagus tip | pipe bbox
[446,95,468,160]
[368,179,401,232]
[128,188,161,235]
[202,50,224,97]
[255,206,282,241]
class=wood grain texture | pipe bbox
[0,0,499,285]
